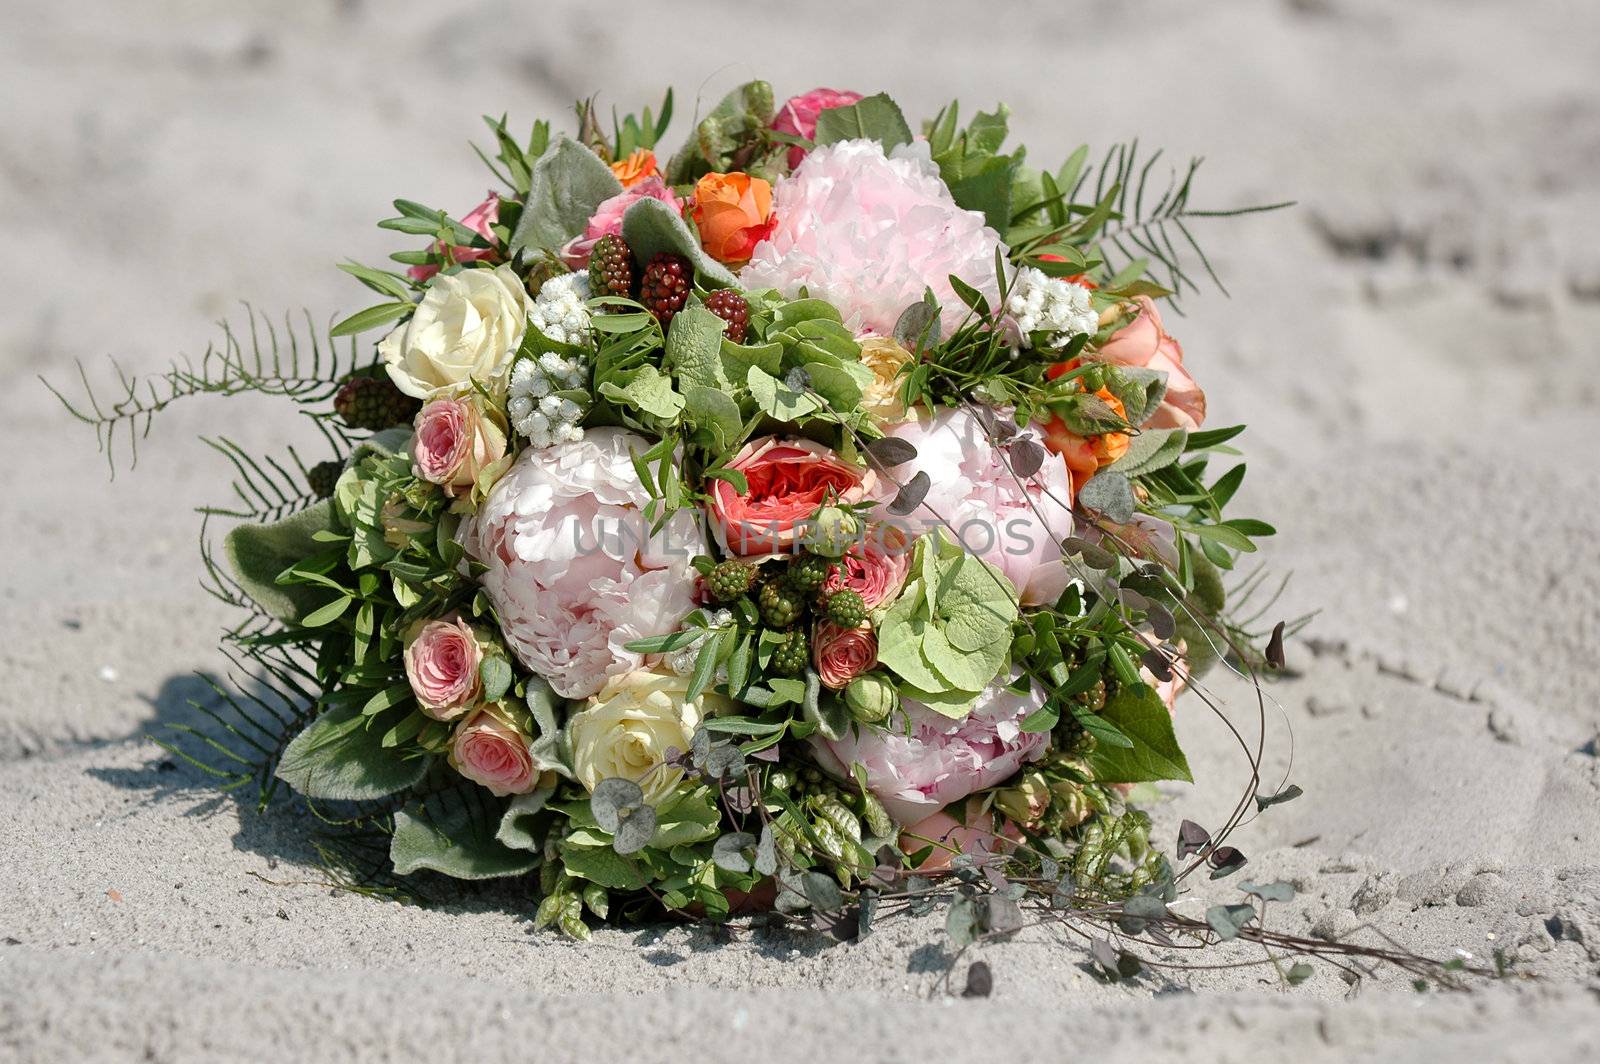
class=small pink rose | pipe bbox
[1093,296,1205,431]
[449,708,537,796]
[812,621,878,690]
[561,177,682,269]
[403,614,483,720]
[412,396,506,498]
[771,88,864,170]
[822,524,910,610]
[407,193,500,282]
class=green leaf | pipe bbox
[329,301,414,338]
[813,92,913,151]
[338,261,415,301]
[620,197,737,289]
[1108,428,1187,477]
[1085,683,1191,783]
[508,136,622,257]
[663,305,732,389]
[598,364,685,422]
[392,794,539,880]
[559,842,647,890]
[683,384,744,453]
[276,703,430,801]
[224,502,337,624]
[496,786,558,851]
[480,654,513,703]
[746,365,819,421]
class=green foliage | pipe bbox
[663,80,778,184]
[391,786,539,879]
[509,136,623,257]
[813,93,912,152]
[1084,684,1192,784]
[925,101,1028,231]
[275,702,431,801]
[620,197,738,289]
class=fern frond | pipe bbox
[45,307,365,475]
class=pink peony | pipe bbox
[822,524,911,610]
[706,437,874,558]
[408,193,499,282]
[1093,296,1205,431]
[411,396,506,498]
[449,708,537,796]
[812,621,878,690]
[741,140,1005,338]
[901,806,1022,871]
[771,87,864,169]
[879,407,1076,607]
[561,177,682,269]
[809,672,1049,824]
[462,428,707,699]
[403,614,482,720]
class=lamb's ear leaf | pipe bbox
[275,702,430,801]
[392,790,539,879]
[620,197,738,289]
[496,785,559,851]
[224,501,337,624]
[509,136,622,257]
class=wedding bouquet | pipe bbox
[58,83,1291,940]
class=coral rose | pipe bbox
[691,172,776,265]
[771,88,864,169]
[1093,296,1205,431]
[450,708,537,796]
[403,614,482,720]
[812,621,877,690]
[609,148,659,189]
[561,176,682,269]
[407,192,499,282]
[1040,387,1130,499]
[821,524,911,610]
[707,437,875,558]
[411,396,507,498]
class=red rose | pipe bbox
[812,621,878,690]
[707,437,874,558]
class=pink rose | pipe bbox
[561,177,682,269]
[771,88,864,169]
[449,708,537,796]
[403,614,482,720]
[1093,296,1205,431]
[809,672,1048,824]
[412,396,506,498]
[812,621,877,690]
[900,806,1021,872]
[407,193,499,282]
[822,524,911,610]
[707,437,875,558]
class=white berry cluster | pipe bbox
[1006,266,1099,350]
[508,272,595,448]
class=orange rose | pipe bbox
[691,172,776,265]
[609,149,658,189]
[1042,387,1130,500]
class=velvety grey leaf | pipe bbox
[391,794,538,880]
[887,470,931,516]
[479,654,513,704]
[712,832,756,874]
[701,743,746,781]
[802,871,843,913]
[276,703,429,802]
[1077,471,1136,523]
[981,894,1024,936]
[224,501,337,624]
[509,137,622,256]
[754,823,778,876]
[892,299,941,352]
[620,197,738,289]
[611,805,657,855]
[1205,902,1256,941]
[945,896,977,947]
[589,777,644,833]
[1122,894,1170,921]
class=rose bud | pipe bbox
[843,673,898,724]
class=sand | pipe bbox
[2,0,1598,1060]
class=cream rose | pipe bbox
[566,669,714,805]
[380,263,529,400]
[857,336,913,423]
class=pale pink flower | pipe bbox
[901,806,1022,871]
[560,177,682,269]
[462,428,707,699]
[879,406,1076,607]
[408,193,499,282]
[450,708,536,796]
[809,672,1049,824]
[770,87,864,169]
[411,396,506,498]
[741,140,1005,338]
[403,614,482,721]
[822,524,912,610]
[1093,295,1205,431]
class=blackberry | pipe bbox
[786,553,834,594]
[703,288,750,343]
[770,628,808,676]
[824,588,867,628]
[707,561,756,603]
[333,376,419,431]
[305,459,342,500]
[639,252,692,329]
[588,233,633,300]
[759,580,805,628]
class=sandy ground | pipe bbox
[3,0,1599,1060]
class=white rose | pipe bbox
[380,264,529,400]
[566,669,720,805]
